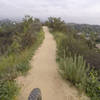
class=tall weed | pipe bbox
[59,55,89,88]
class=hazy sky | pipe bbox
[0,0,100,24]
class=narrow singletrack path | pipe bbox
[17,26,88,100]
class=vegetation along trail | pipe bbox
[17,26,88,100]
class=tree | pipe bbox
[46,17,67,32]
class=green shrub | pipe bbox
[16,62,30,74]
[52,31,100,100]
[0,80,19,100]
[47,18,100,100]
[57,35,89,58]
[85,70,100,100]
[84,51,100,70]
[0,16,42,55]
[45,17,67,32]
[59,55,88,87]
[0,66,18,81]
[55,32,100,70]
[0,27,44,99]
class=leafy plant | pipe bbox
[85,70,100,100]
[0,80,19,100]
[59,55,89,87]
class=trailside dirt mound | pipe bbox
[17,26,89,100]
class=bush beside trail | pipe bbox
[45,17,100,100]
[0,16,44,100]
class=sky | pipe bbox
[0,0,100,25]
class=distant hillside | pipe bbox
[67,23,100,34]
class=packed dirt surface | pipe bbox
[17,26,89,100]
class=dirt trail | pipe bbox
[17,26,88,100]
